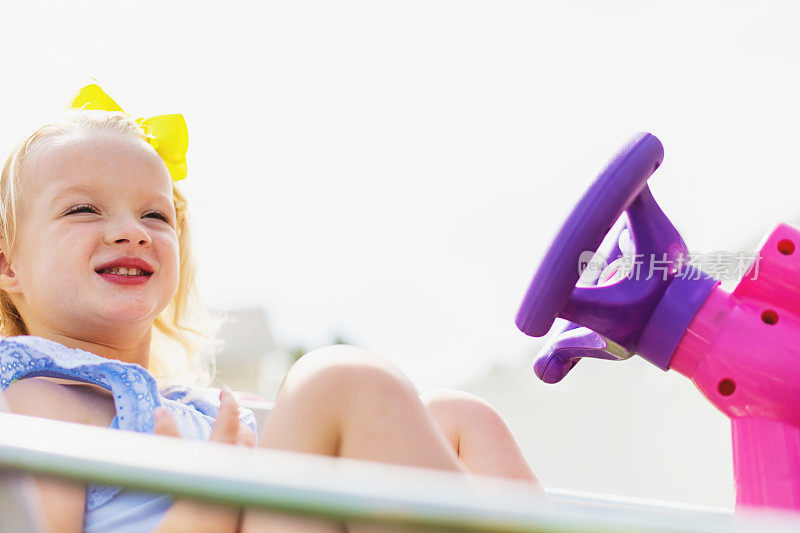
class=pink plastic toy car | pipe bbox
[517,133,800,512]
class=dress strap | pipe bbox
[0,336,161,433]
[0,336,167,511]
[0,336,259,512]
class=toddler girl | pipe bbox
[0,85,543,532]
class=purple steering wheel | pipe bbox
[516,133,687,353]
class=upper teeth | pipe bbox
[100,267,147,276]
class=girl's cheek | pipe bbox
[60,224,101,245]
[159,238,181,284]
[161,237,180,268]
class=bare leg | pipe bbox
[421,389,547,497]
[240,345,464,533]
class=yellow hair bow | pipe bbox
[68,84,188,181]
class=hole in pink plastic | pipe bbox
[762,310,779,325]
[718,379,736,396]
[778,239,795,255]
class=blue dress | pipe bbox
[0,335,257,532]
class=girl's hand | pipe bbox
[151,389,253,533]
[209,388,258,447]
[153,388,257,447]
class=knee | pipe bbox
[421,389,506,434]
[421,388,495,414]
[279,344,418,408]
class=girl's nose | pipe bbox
[105,218,152,247]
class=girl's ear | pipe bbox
[0,239,21,294]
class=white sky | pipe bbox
[2,1,799,389]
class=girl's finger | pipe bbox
[153,406,182,438]
[237,423,257,448]
[210,389,240,445]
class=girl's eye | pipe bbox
[65,204,98,215]
[64,205,170,224]
[144,211,170,223]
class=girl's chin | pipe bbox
[91,301,164,325]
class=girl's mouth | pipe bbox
[96,267,153,286]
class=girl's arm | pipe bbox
[150,501,242,533]
[4,381,255,533]
[3,378,89,533]
[151,389,255,533]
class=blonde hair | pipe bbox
[0,110,221,388]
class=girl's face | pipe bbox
[4,130,180,340]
